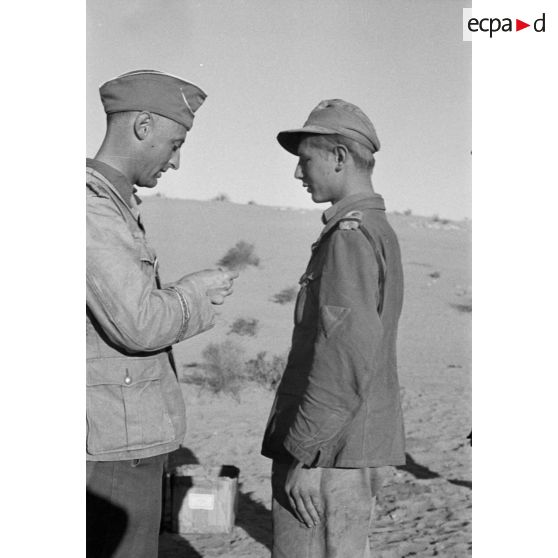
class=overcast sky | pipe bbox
[87,0,471,220]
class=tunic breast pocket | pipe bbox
[294,270,321,326]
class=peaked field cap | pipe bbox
[99,69,207,130]
[277,99,380,155]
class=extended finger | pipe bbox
[293,494,315,528]
[308,493,323,525]
[217,288,233,299]
[290,495,310,527]
[287,494,304,524]
[299,492,320,527]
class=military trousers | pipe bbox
[86,454,166,558]
[271,460,378,558]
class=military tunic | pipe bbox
[262,192,405,468]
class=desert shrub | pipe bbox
[247,200,257,205]
[429,271,440,279]
[228,317,259,337]
[431,214,450,225]
[245,351,287,390]
[179,366,211,388]
[187,340,246,398]
[403,209,412,216]
[212,193,230,202]
[182,343,287,395]
[218,241,260,271]
[452,302,472,313]
[271,286,298,305]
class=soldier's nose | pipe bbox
[169,150,180,171]
[294,164,303,180]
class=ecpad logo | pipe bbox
[462,10,546,40]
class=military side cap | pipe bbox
[277,99,380,155]
[99,69,207,130]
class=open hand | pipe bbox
[284,459,323,528]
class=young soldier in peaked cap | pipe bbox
[262,99,405,558]
[86,70,237,558]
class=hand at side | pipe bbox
[285,459,324,528]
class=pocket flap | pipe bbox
[86,359,161,386]
[320,305,350,337]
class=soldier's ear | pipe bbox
[134,111,154,141]
[333,144,348,171]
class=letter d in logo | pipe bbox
[534,13,546,32]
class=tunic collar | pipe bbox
[322,192,385,224]
[86,158,140,208]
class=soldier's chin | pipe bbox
[139,176,158,188]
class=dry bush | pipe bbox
[182,341,287,395]
[271,286,298,305]
[431,214,450,225]
[191,340,246,398]
[228,317,259,337]
[452,301,472,313]
[212,193,230,202]
[245,351,286,390]
[218,241,260,271]
[179,367,211,388]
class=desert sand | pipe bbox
[139,197,471,557]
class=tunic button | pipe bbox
[124,374,132,385]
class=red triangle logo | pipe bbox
[516,19,530,31]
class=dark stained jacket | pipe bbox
[261,193,405,468]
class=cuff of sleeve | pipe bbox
[167,286,190,343]
[283,437,322,468]
[168,278,215,341]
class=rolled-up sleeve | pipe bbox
[283,229,383,466]
[86,193,215,353]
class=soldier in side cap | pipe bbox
[261,99,405,558]
[86,70,237,558]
